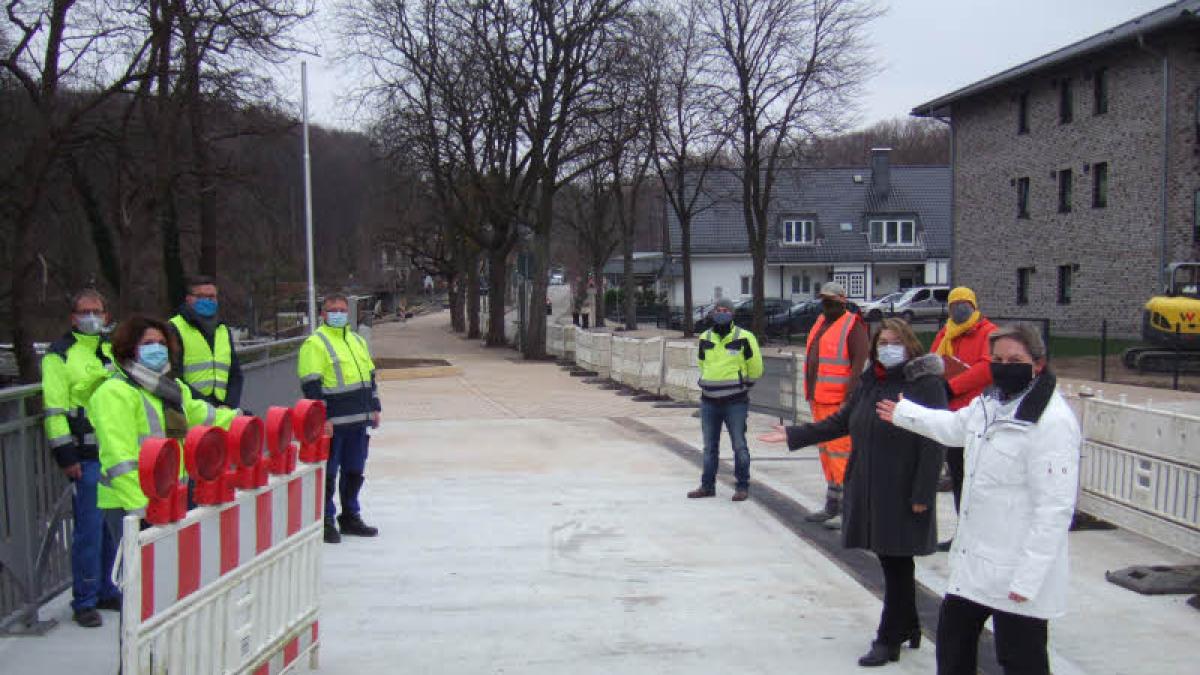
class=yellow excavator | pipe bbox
[1123,262,1200,372]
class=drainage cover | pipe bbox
[1105,565,1200,595]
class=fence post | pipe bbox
[1100,319,1108,383]
[1174,323,1182,391]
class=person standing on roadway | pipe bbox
[928,286,996,551]
[803,282,869,529]
[298,294,382,544]
[760,319,947,667]
[41,289,120,628]
[687,297,763,502]
[168,275,243,408]
[876,324,1080,675]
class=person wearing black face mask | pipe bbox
[877,324,1081,675]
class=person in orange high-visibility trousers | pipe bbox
[804,282,870,529]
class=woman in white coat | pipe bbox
[876,324,1080,675]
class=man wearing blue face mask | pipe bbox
[168,275,243,408]
[687,297,763,502]
[298,294,382,543]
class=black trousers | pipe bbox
[937,593,1049,675]
[877,555,918,645]
[946,446,965,512]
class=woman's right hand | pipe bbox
[876,394,904,423]
[757,424,788,444]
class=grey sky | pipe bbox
[284,0,1172,132]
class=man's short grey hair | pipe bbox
[989,323,1048,361]
[322,293,349,308]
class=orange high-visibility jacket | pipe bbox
[805,312,862,404]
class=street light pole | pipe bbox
[301,61,317,332]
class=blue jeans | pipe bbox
[326,426,370,518]
[72,460,120,611]
[700,397,751,490]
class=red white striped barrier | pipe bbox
[119,401,328,675]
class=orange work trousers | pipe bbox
[810,401,852,486]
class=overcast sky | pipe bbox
[282,0,1171,131]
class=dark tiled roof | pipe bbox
[667,165,951,264]
[912,0,1200,117]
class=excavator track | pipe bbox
[1121,347,1200,373]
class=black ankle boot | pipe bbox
[858,641,900,667]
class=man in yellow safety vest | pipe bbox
[168,275,243,408]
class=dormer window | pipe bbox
[869,219,915,246]
[783,219,815,245]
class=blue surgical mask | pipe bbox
[138,343,170,372]
[326,312,349,328]
[877,344,907,368]
[712,312,733,326]
[192,298,218,318]
[76,313,105,336]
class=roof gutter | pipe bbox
[1136,32,1170,291]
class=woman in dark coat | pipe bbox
[760,318,947,667]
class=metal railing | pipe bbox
[0,337,306,634]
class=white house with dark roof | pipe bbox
[666,149,951,305]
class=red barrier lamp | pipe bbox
[228,415,267,489]
[265,406,297,475]
[138,438,185,525]
[294,399,328,463]
[186,426,232,505]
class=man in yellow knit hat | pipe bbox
[929,286,996,550]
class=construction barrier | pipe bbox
[119,400,330,674]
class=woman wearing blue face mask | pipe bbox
[760,319,948,667]
[87,315,238,540]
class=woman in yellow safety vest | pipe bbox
[87,315,237,538]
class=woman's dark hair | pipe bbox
[870,317,926,364]
[110,314,177,365]
[989,323,1048,361]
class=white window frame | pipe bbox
[782,219,815,245]
[868,219,916,246]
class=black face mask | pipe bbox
[990,362,1035,396]
[821,299,844,318]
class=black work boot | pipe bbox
[805,497,840,522]
[73,608,102,628]
[323,516,342,544]
[337,512,379,537]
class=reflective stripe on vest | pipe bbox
[315,332,373,396]
[806,312,858,404]
[100,393,164,488]
[170,317,232,400]
[697,328,751,399]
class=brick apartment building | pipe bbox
[912,0,1200,336]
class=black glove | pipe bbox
[698,339,715,360]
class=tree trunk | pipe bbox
[466,254,481,340]
[448,274,465,332]
[523,190,554,359]
[592,261,606,328]
[681,216,694,337]
[622,231,637,330]
[486,248,509,346]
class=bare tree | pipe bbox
[649,0,726,336]
[703,0,878,334]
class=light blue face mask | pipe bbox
[877,344,907,368]
[326,312,349,328]
[75,313,105,336]
[192,298,219,318]
[138,343,170,372]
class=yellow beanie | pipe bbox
[948,286,977,308]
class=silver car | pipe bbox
[888,286,951,323]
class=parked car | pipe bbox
[694,298,790,332]
[887,285,951,323]
[859,291,904,322]
[765,300,862,338]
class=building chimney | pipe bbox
[870,148,891,200]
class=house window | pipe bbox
[1059,78,1073,124]
[1017,267,1034,305]
[1057,265,1074,304]
[783,219,815,244]
[1057,169,1073,213]
[740,275,751,295]
[868,219,915,246]
[1093,68,1108,115]
[847,274,865,298]
[1017,91,1030,134]
[802,273,811,293]
[1092,162,1108,208]
[791,275,801,294]
[1017,177,1030,218]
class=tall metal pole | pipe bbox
[302,61,318,332]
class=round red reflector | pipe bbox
[184,426,228,481]
[293,399,326,444]
[228,416,264,468]
[265,407,294,457]
[138,438,180,500]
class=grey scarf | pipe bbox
[123,361,184,407]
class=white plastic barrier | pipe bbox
[662,340,701,403]
[610,337,636,388]
[547,325,566,358]
[575,329,612,379]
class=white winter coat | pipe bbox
[892,374,1081,619]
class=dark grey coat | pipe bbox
[787,354,948,556]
